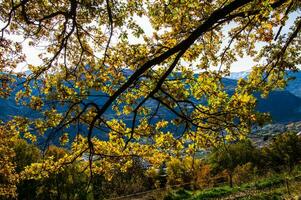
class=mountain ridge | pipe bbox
[1,71,301,125]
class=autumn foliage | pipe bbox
[0,0,300,198]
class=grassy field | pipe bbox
[163,173,301,200]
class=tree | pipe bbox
[0,125,19,199]
[13,139,41,200]
[166,156,203,188]
[36,146,90,200]
[0,0,300,182]
[14,142,91,200]
[208,139,260,187]
[92,158,152,199]
[263,131,301,172]
[13,139,41,173]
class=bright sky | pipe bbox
[229,12,300,72]
[2,10,300,73]
[134,12,299,72]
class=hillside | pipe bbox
[222,76,301,123]
[228,71,301,98]
[1,74,301,125]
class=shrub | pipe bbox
[196,163,213,188]
[233,162,254,185]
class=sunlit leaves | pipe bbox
[0,0,300,184]
[0,126,19,199]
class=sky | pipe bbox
[131,11,299,72]
[1,10,300,73]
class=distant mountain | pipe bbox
[1,72,301,129]
[255,91,301,123]
[221,77,301,123]
[0,76,40,121]
[226,71,250,80]
[285,71,301,98]
[228,70,301,98]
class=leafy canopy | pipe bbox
[0,0,300,196]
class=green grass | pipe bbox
[191,186,239,199]
[164,173,301,200]
[164,188,192,200]
[248,175,285,190]
[164,185,239,200]
[238,192,283,200]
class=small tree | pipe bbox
[166,156,202,188]
[263,132,301,172]
[208,139,259,187]
[196,163,213,188]
[233,162,254,185]
[92,158,151,199]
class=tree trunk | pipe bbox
[229,173,233,188]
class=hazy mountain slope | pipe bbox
[255,91,301,123]
[227,71,301,98]
[285,71,301,98]
[1,74,301,126]
[221,77,301,123]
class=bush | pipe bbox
[233,162,254,185]
[196,163,213,188]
